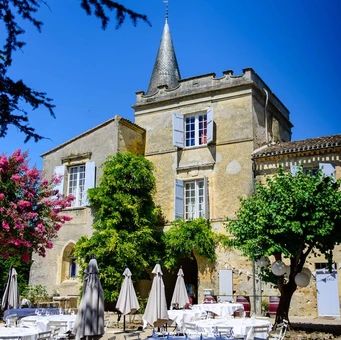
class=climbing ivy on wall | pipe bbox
[162,218,222,269]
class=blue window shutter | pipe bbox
[173,113,184,148]
[174,179,184,219]
[290,164,299,176]
[204,177,209,219]
[319,163,335,179]
[84,161,96,205]
[53,165,65,195]
[206,108,214,144]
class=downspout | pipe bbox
[252,158,257,314]
[263,88,269,144]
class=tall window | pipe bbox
[68,165,86,207]
[185,114,207,147]
[185,179,205,219]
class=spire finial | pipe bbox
[163,0,169,20]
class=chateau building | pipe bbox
[29,19,341,317]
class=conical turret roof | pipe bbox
[147,19,181,95]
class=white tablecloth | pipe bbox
[193,317,272,339]
[168,309,204,329]
[20,314,76,333]
[0,326,40,340]
[191,303,244,317]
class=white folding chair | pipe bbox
[252,325,271,340]
[215,326,234,339]
[269,319,288,340]
[37,331,52,340]
[183,322,206,339]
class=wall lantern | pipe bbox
[295,272,310,287]
[301,267,312,279]
[271,260,286,276]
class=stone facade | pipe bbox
[29,116,145,297]
[134,68,291,309]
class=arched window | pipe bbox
[61,243,77,281]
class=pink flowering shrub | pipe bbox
[0,150,73,262]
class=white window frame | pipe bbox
[184,179,206,220]
[185,113,208,147]
[67,164,86,207]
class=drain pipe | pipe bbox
[263,88,269,144]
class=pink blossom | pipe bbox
[0,193,5,200]
[46,241,53,249]
[2,221,10,231]
[11,174,21,182]
[17,200,32,209]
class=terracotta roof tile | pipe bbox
[252,135,341,158]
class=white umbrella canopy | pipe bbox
[116,268,140,315]
[143,263,169,328]
[170,268,189,309]
[1,267,19,310]
[73,259,104,340]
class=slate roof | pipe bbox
[147,19,181,95]
[252,135,341,159]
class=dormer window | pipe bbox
[173,108,214,148]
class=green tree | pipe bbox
[74,152,163,303]
[227,169,341,324]
[0,1,149,142]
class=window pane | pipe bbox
[199,114,207,145]
[68,165,86,207]
[184,179,205,220]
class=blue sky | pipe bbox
[1,0,340,168]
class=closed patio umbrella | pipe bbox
[143,263,169,329]
[116,267,140,331]
[170,268,189,309]
[1,267,19,310]
[73,259,104,340]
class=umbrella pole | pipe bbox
[123,314,126,332]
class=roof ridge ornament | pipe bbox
[163,0,169,20]
[146,1,181,95]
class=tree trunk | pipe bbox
[275,281,296,325]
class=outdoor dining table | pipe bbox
[20,313,76,333]
[0,326,40,340]
[191,303,244,318]
[168,309,204,329]
[193,317,272,339]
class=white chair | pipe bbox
[19,318,37,328]
[215,326,234,339]
[269,320,288,340]
[49,320,68,333]
[37,331,52,340]
[252,325,271,340]
[183,322,206,339]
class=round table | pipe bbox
[0,326,40,340]
[20,314,76,333]
[191,303,244,317]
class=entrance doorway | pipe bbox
[164,255,198,307]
